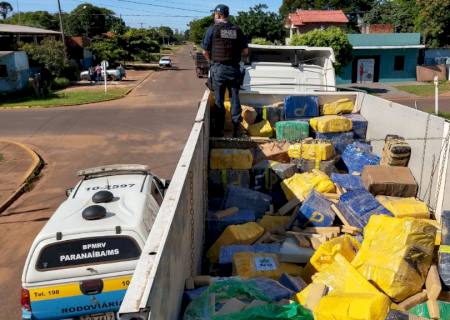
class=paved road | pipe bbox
[389,96,450,114]
[0,45,205,318]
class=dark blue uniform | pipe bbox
[202,21,248,135]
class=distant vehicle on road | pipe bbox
[159,56,172,68]
[21,164,168,320]
[80,69,123,81]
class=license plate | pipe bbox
[80,312,115,320]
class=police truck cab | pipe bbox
[21,165,167,320]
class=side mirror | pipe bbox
[164,179,171,189]
[65,188,74,197]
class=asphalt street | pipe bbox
[0,45,205,319]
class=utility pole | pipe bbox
[56,0,67,59]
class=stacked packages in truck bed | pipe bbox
[182,95,448,320]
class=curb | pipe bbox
[0,140,44,214]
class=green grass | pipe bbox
[394,82,450,96]
[0,87,129,108]
[438,112,450,120]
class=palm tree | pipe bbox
[0,2,13,20]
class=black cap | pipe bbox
[212,4,229,17]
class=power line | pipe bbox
[111,0,209,14]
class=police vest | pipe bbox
[211,22,242,64]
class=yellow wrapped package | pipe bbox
[314,292,390,320]
[258,215,291,232]
[207,222,264,263]
[351,215,437,302]
[310,254,390,320]
[280,263,306,277]
[309,235,361,272]
[210,148,253,170]
[224,102,257,130]
[310,115,352,133]
[233,252,282,279]
[247,120,274,138]
[288,140,335,161]
[376,196,430,219]
[281,170,335,200]
[321,98,354,115]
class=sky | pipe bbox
[11,0,283,31]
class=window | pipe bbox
[394,56,405,71]
[0,64,7,77]
[36,236,141,271]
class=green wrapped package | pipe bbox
[276,121,310,142]
[183,279,312,320]
[409,301,450,319]
[214,302,313,320]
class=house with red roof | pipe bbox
[285,9,349,39]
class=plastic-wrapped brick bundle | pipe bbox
[336,190,392,229]
[219,243,281,265]
[439,211,450,286]
[315,131,354,154]
[209,169,250,197]
[343,113,368,140]
[296,190,335,227]
[252,277,294,301]
[206,209,256,245]
[275,120,310,142]
[284,95,319,119]
[342,142,380,173]
[224,186,272,219]
[252,160,296,193]
[291,157,337,176]
[331,173,365,191]
[254,103,284,127]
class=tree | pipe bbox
[234,4,284,43]
[119,28,160,62]
[20,39,70,77]
[188,15,214,44]
[64,3,125,37]
[415,0,450,48]
[0,1,13,19]
[290,27,352,74]
[89,36,128,64]
[3,11,59,30]
[363,0,416,33]
[158,26,174,44]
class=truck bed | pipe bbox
[119,89,450,319]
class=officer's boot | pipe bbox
[232,122,242,138]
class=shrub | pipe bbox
[52,77,70,90]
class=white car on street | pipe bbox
[159,56,172,68]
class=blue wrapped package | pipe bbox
[342,142,380,173]
[224,186,272,219]
[251,278,293,301]
[315,131,354,154]
[331,173,365,191]
[296,190,335,227]
[343,113,368,140]
[284,95,319,119]
[279,273,307,292]
[336,190,392,229]
[219,243,281,265]
[206,209,256,245]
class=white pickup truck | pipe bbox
[118,45,450,320]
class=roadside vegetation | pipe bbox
[0,87,129,108]
[395,82,450,97]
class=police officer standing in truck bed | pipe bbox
[201,4,248,137]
